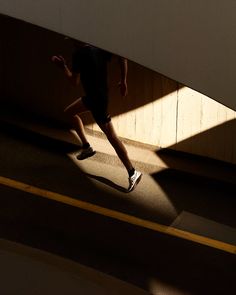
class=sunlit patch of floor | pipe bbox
[67,150,178,220]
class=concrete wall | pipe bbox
[0,0,236,111]
[0,15,235,164]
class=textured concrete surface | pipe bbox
[0,114,235,294]
[0,239,149,295]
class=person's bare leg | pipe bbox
[98,120,142,191]
[98,120,133,173]
[64,97,89,146]
[71,115,89,145]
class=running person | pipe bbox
[52,42,142,192]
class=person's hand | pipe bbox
[51,55,66,68]
[118,80,128,97]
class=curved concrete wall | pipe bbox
[0,0,236,110]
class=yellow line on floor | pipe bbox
[0,176,235,255]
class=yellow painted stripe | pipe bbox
[0,176,235,255]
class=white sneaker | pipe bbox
[128,170,142,192]
[76,146,96,160]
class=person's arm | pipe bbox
[118,57,128,97]
[51,55,80,86]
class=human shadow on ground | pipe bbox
[85,172,127,193]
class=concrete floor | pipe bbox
[0,239,149,295]
[0,113,235,294]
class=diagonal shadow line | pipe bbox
[84,172,127,193]
[151,120,236,229]
[0,120,81,154]
[155,118,236,182]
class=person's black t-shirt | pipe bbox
[72,45,112,98]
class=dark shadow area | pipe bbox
[147,120,236,230]
[85,173,127,193]
[172,119,235,163]
[151,168,236,228]
[0,120,80,154]
[156,119,236,182]
[0,13,181,126]
[0,124,96,199]
[0,184,235,295]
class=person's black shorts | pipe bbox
[82,96,111,124]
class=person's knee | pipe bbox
[71,114,82,126]
[99,122,115,140]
